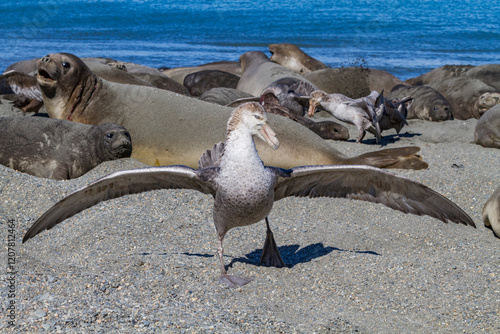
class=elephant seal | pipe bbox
[199,87,254,106]
[0,117,131,180]
[84,60,188,95]
[4,58,39,75]
[268,43,328,74]
[236,51,317,96]
[304,67,403,99]
[84,60,156,87]
[465,64,500,91]
[4,57,188,95]
[427,77,500,119]
[474,104,500,149]
[183,70,240,96]
[387,84,453,121]
[162,61,242,85]
[482,186,500,238]
[130,72,188,95]
[35,52,427,170]
[405,65,474,86]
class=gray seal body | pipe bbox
[0,117,131,179]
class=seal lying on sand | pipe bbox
[304,68,403,99]
[388,84,452,121]
[474,105,500,149]
[162,61,242,85]
[405,65,474,86]
[33,52,427,169]
[427,77,500,120]
[482,186,500,238]
[268,43,328,74]
[236,51,318,97]
[0,117,131,180]
[22,103,475,287]
[183,70,240,96]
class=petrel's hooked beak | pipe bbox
[259,122,280,150]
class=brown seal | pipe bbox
[387,84,453,121]
[0,116,131,179]
[427,77,500,119]
[474,105,500,149]
[236,51,318,96]
[183,70,240,96]
[35,52,428,170]
[304,68,403,99]
[268,43,328,74]
[482,186,500,238]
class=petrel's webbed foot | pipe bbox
[259,217,285,268]
[219,274,253,287]
[217,237,252,287]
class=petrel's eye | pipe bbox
[254,115,261,120]
[62,62,70,69]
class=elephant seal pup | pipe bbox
[199,87,254,106]
[268,43,328,74]
[387,84,453,121]
[474,105,500,149]
[183,70,240,96]
[236,51,318,96]
[162,61,242,85]
[35,52,428,170]
[482,186,500,238]
[427,77,500,119]
[0,117,131,180]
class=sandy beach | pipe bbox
[1,117,499,333]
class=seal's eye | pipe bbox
[106,133,114,139]
[62,62,70,69]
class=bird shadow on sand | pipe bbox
[178,243,380,269]
[348,132,422,146]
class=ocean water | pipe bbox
[1,0,499,80]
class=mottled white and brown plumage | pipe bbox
[23,102,475,287]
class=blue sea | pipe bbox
[1,0,499,80]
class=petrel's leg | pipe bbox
[259,217,285,268]
[217,236,252,287]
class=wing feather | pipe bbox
[272,165,475,227]
[1,70,42,101]
[23,166,217,242]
